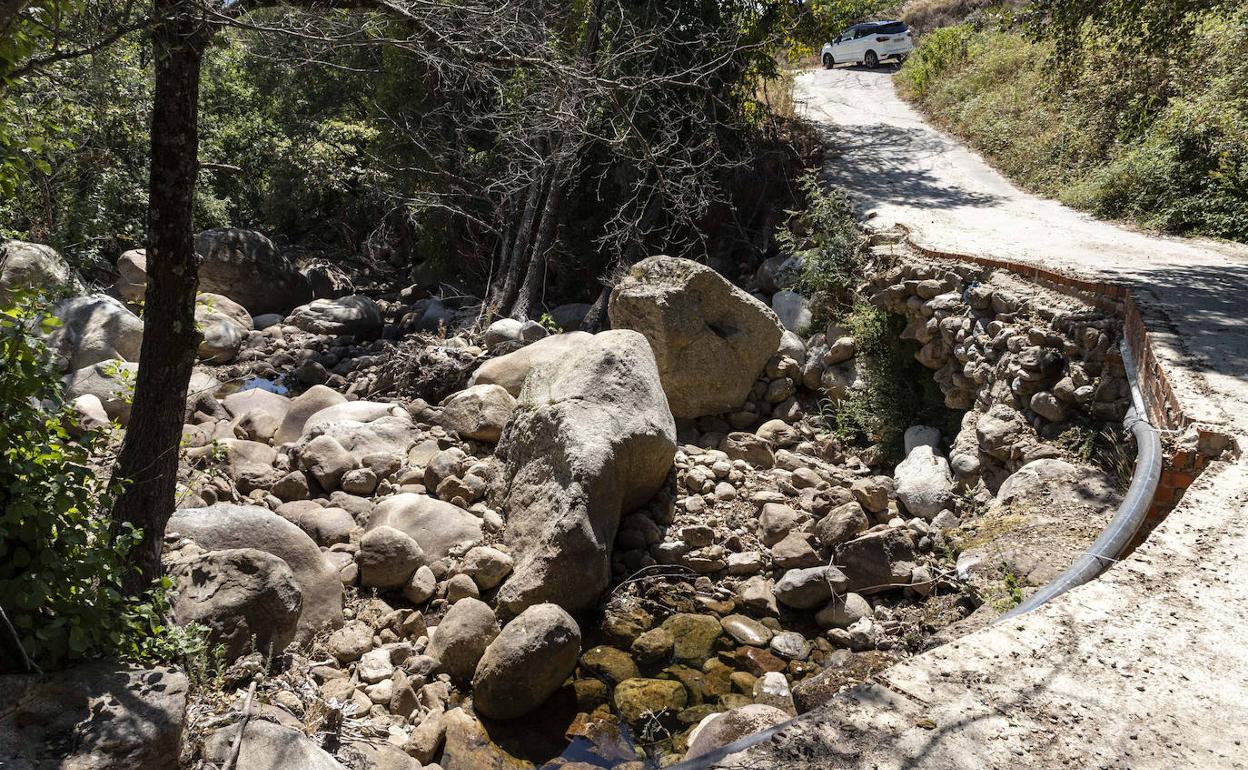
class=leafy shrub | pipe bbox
[894,24,975,96]
[896,7,1248,242]
[0,296,163,670]
[823,302,953,461]
[778,173,863,317]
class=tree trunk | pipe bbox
[111,0,209,596]
[511,153,569,320]
[494,170,547,313]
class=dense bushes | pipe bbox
[897,5,1248,242]
[0,297,162,670]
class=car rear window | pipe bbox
[872,21,908,35]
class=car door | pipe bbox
[832,26,860,62]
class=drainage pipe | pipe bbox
[997,338,1162,622]
[669,340,1163,769]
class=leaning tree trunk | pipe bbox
[111,0,209,596]
[511,153,570,320]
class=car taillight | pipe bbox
[876,36,890,41]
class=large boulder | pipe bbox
[62,360,220,426]
[608,255,783,418]
[194,228,311,314]
[286,295,383,337]
[46,294,143,371]
[0,663,187,770]
[467,331,593,395]
[438,384,516,442]
[168,548,302,660]
[685,704,790,760]
[426,597,499,684]
[471,603,582,720]
[195,292,253,363]
[893,444,955,519]
[113,249,147,302]
[202,720,345,770]
[224,387,293,443]
[274,384,347,445]
[167,504,343,641]
[366,493,483,560]
[0,240,83,305]
[494,330,676,615]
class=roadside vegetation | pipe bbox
[897,0,1248,242]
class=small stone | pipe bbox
[403,565,437,604]
[328,620,374,663]
[581,646,640,683]
[720,615,772,647]
[445,573,479,602]
[631,628,674,666]
[358,647,396,683]
[768,632,810,661]
[752,671,796,715]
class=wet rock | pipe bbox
[581,645,639,684]
[630,627,674,666]
[439,708,533,770]
[720,615,772,647]
[472,604,582,720]
[608,255,783,418]
[613,678,688,723]
[659,614,723,663]
[734,646,787,676]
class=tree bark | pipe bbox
[111,0,209,596]
[511,153,569,320]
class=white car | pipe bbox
[822,20,913,69]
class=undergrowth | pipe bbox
[896,6,1248,242]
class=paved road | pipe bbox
[797,66,1248,434]
[716,68,1248,769]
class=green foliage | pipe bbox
[0,294,165,670]
[822,302,952,461]
[783,0,897,54]
[897,6,1248,242]
[1057,422,1135,492]
[779,173,863,317]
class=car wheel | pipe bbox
[865,50,879,68]
[823,53,834,69]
